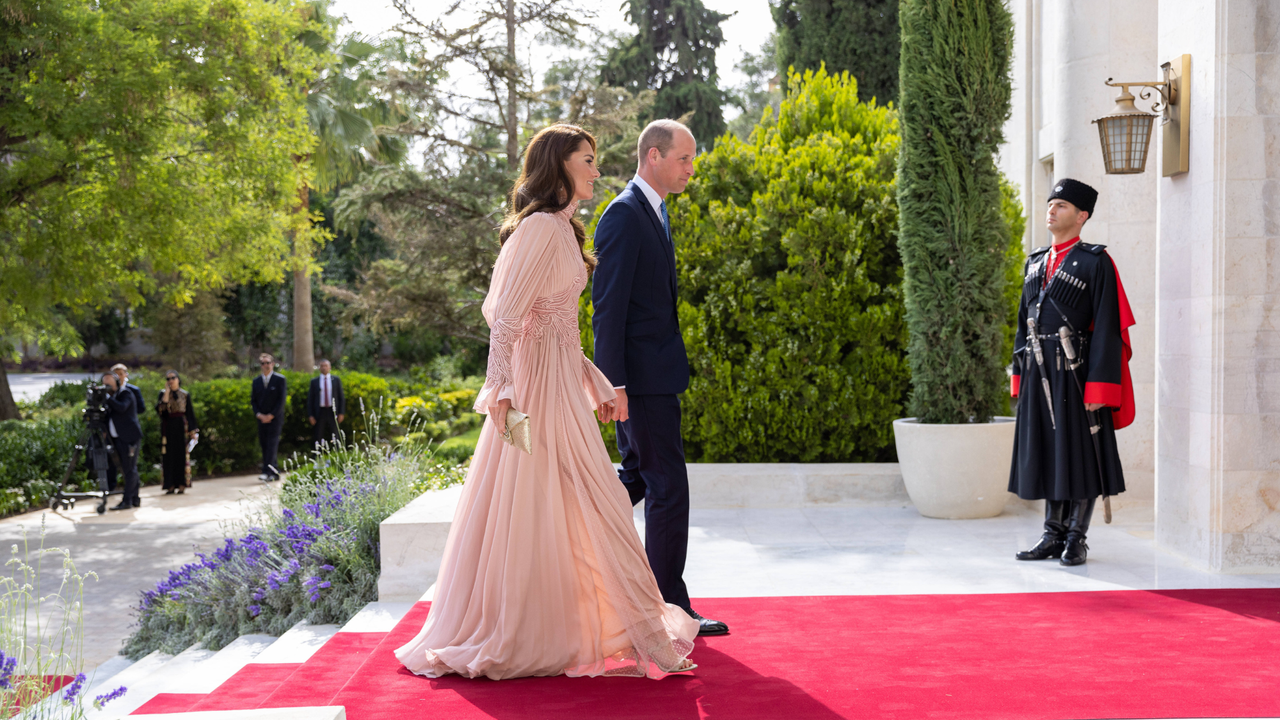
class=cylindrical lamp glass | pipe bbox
[1093,112,1156,174]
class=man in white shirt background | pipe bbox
[307,359,345,448]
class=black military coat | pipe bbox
[1009,240,1130,501]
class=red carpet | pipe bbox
[134,589,1280,719]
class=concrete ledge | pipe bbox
[377,485,462,603]
[686,463,907,508]
[378,464,908,601]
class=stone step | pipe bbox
[88,634,276,718]
[252,622,340,664]
[126,708,345,720]
[76,649,172,717]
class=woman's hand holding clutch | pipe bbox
[490,398,513,434]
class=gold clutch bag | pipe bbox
[501,408,532,455]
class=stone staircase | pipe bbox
[75,602,422,719]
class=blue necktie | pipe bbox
[659,200,671,244]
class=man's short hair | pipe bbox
[110,363,128,373]
[259,353,275,364]
[318,359,331,366]
[100,372,116,383]
[637,119,692,165]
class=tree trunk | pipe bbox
[0,363,20,421]
[291,182,315,371]
[505,0,519,171]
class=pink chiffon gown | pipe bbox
[394,203,699,680]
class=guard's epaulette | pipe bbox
[1078,242,1107,255]
[1028,246,1051,258]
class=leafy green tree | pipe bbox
[772,0,900,105]
[600,0,732,142]
[0,0,321,418]
[289,15,409,372]
[671,67,908,461]
[143,291,236,380]
[896,0,1014,424]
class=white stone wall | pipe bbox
[1156,0,1280,571]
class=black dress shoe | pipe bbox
[688,609,729,636]
[132,499,141,508]
[108,502,132,511]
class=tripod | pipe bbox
[50,420,125,515]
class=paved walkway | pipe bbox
[0,475,277,668]
[7,372,96,402]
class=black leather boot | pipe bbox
[1061,498,1097,566]
[1016,500,1069,560]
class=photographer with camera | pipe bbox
[101,371,143,510]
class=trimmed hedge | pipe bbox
[0,418,84,513]
[671,67,909,462]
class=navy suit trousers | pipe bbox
[616,394,691,612]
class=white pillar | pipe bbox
[1049,0,1160,511]
[1156,0,1280,570]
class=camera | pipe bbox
[83,384,111,432]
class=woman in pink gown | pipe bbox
[395,124,699,680]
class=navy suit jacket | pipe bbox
[251,372,287,420]
[307,375,345,417]
[591,181,690,396]
[105,388,142,446]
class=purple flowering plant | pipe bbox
[125,414,466,659]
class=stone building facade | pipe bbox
[1000,0,1280,570]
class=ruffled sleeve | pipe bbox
[581,353,617,407]
[474,213,563,414]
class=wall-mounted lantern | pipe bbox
[1093,54,1190,177]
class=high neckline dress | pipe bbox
[394,203,699,680]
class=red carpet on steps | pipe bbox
[134,589,1280,720]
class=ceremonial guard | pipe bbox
[1010,179,1136,566]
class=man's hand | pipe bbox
[488,398,512,435]
[336,414,344,423]
[613,388,629,423]
[258,413,274,424]
[1085,403,1105,412]
[308,416,317,426]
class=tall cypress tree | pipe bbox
[600,0,731,142]
[772,0,899,105]
[896,0,1014,424]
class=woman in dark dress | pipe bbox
[156,371,198,494]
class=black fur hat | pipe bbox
[1047,178,1098,216]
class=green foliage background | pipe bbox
[896,0,1016,424]
[673,68,907,461]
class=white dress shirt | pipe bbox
[320,373,332,407]
[631,173,666,223]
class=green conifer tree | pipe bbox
[772,0,899,105]
[600,0,731,142]
[896,0,1014,424]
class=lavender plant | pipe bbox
[0,523,126,718]
[123,412,467,658]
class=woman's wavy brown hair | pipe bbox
[498,124,598,274]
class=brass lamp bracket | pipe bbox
[1102,78,1175,118]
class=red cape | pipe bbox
[1110,257,1137,429]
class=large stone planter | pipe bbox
[892,417,1016,519]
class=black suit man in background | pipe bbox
[102,371,142,510]
[105,363,144,493]
[251,353,287,481]
[307,359,345,448]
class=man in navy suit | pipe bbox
[106,363,144,493]
[251,353,287,481]
[102,371,143,510]
[592,119,729,636]
[307,359,345,448]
